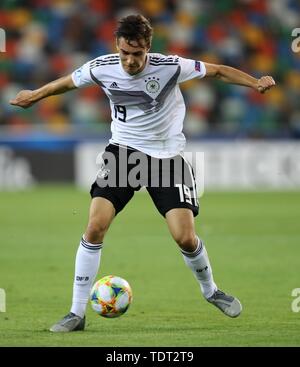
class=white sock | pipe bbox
[70,236,102,318]
[181,237,217,299]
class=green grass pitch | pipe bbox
[0,186,299,346]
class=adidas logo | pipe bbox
[109,82,119,88]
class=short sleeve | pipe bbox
[177,57,206,83]
[71,60,95,88]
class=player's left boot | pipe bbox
[206,289,242,318]
[49,312,85,332]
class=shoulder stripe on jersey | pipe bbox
[149,63,179,66]
[91,59,119,63]
[150,57,179,61]
[96,61,120,65]
[150,57,178,60]
[150,56,175,59]
[103,55,119,59]
[91,60,120,65]
[150,60,179,64]
[149,57,179,63]
[149,60,179,65]
[150,55,177,58]
[90,62,119,69]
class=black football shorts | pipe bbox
[90,143,199,217]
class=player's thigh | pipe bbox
[146,154,199,217]
[90,181,135,216]
[88,197,116,226]
[147,185,199,218]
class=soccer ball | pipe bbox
[90,275,133,318]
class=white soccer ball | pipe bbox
[90,275,133,318]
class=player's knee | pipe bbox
[85,221,110,244]
[174,233,197,252]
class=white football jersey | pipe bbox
[72,53,206,158]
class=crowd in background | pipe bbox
[1,0,300,139]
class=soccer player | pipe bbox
[10,15,275,332]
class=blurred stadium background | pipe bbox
[1,0,300,347]
[0,0,300,190]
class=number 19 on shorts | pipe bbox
[176,184,197,206]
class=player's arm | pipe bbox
[9,74,76,109]
[203,63,275,93]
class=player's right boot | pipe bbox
[206,289,242,318]
[49,312,85,332]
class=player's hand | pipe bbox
[9,90,35,108]
[256,76,275,94]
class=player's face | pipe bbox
[117,37,149,75]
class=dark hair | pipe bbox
[115,14,153,48]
